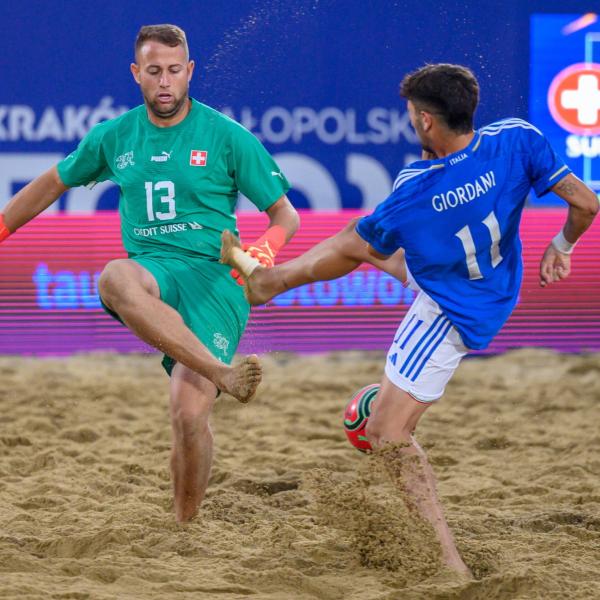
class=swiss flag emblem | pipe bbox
[548,63,600,135]
[190,150,208,167]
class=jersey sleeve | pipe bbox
[57,123,111,187]
[355,189,404,256]
[228,124,290,211]
[521,125,572,197]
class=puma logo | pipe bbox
[151,151,172,163]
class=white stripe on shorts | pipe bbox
[385,292,468,402]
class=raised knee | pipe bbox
[97,259,130,305]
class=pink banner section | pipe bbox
[0,210,599,356]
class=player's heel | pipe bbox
[220,230,261,278]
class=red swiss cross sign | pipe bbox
[548,62,600,135]
[190,150,208,166]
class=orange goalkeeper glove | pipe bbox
[230,225,287,285]
[0,214,12,243]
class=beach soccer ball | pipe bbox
[343,383,379,452]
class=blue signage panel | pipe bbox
[1,2,597,214]
[530,13,600,205]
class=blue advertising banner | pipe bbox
[1,1,597,213]
[530,13,600,205]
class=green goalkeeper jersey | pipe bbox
[57,99,290,260]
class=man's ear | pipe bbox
[420,111,434,132]
[130,63,141,84]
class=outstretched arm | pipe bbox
[264,195,300,242]
[1,166,68,235]
[230,195,299,284]
[540,174,598,287]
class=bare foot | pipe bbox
[220,230,273,305]
[216,355,262,403]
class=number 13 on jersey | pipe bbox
[455,210,503,280]
[145,181,177,221]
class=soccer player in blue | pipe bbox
[221,64,599,575]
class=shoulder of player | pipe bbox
[192,100,252,137]
[83,105,145,142]
[476,118,547,158]
[392,161,445,192]
[478,117,543,139]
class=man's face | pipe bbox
[131,41,194,121]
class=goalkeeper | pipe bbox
[0,24,299,522]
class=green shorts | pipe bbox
[100,254,250,375]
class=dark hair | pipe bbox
[400,64,479,133]
[135,24,189,59]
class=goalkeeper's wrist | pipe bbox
[253,225,287,254]
[0,213,12,243]
[551,229,576,255]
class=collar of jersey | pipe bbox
[141,97,200,132]
[426,131,482,166]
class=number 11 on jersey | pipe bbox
[455,210,503,280]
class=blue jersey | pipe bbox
[356,118,571,350]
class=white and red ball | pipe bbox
[343,383,379,452]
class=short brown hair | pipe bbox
[135,24,189,59]
[400,64,479,134]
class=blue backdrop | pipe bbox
[1,0,597,213]
[531,13,600,204]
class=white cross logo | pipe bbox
[190,150,208,167]
[561,74,600,125]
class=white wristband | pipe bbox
[551,229,576,255]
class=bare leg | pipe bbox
[221,218,406,306]
[169,363,216,522]
[365,374,471,576]
[98,259,261,403]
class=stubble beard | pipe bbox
[416,129,433,155]
[146,92,189,120]
[413,118,433,155]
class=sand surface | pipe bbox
[1,349,599,599]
